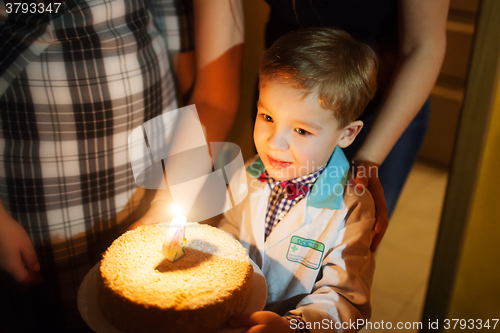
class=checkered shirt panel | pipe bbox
[264,165,326,240]
[149,0,195,53]
[0,0,183,251]
[0,0,189,325]
[0,0,194,96]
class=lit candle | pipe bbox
[162,205,187,262]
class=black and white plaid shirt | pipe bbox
[264,164,327,240]
[0,0,192,328]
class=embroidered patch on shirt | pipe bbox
[286,236,325,270]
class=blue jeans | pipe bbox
[343,98,431,218]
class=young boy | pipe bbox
[219,27,378,332]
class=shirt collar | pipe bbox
[246,146,350,210]
[264,162,326,191]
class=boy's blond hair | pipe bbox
[259,27,378,128]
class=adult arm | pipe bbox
[130,0,244,229]
[354,0,449,251]
[172,0,244,143]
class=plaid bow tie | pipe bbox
[258,172,310,200]
[280,181,310,200]
[258,172,268,183]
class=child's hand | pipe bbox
[352,160,388,252]
[128,199,175,230]
[229,311,293,333]
[0,213,40,284]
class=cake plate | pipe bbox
[78,259,267,333]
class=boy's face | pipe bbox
[254,81,347,181]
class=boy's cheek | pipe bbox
[253,131,266,154]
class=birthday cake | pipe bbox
[97,223,253,333]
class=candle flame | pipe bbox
[171,204,182,217]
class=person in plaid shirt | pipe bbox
[0,0,242,331]
[219,27,377,333]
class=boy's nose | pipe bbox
[268,130,289,151]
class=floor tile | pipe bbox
[364,160,448,331]
[360,287,409,333]
[381,212,441,258]
[373,243,431,302]
[391,301,427,332]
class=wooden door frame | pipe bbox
[421,0,500,330]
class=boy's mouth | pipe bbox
[267,154,292,169]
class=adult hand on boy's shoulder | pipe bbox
[229,311,293,333]
[352,160,388,252]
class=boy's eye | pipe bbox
[295,128,310,136]
[262,114,273,122]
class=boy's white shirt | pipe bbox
[219,147,376,333]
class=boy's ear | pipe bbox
[337,120,363,148]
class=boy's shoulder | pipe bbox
[343,175,376,222]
